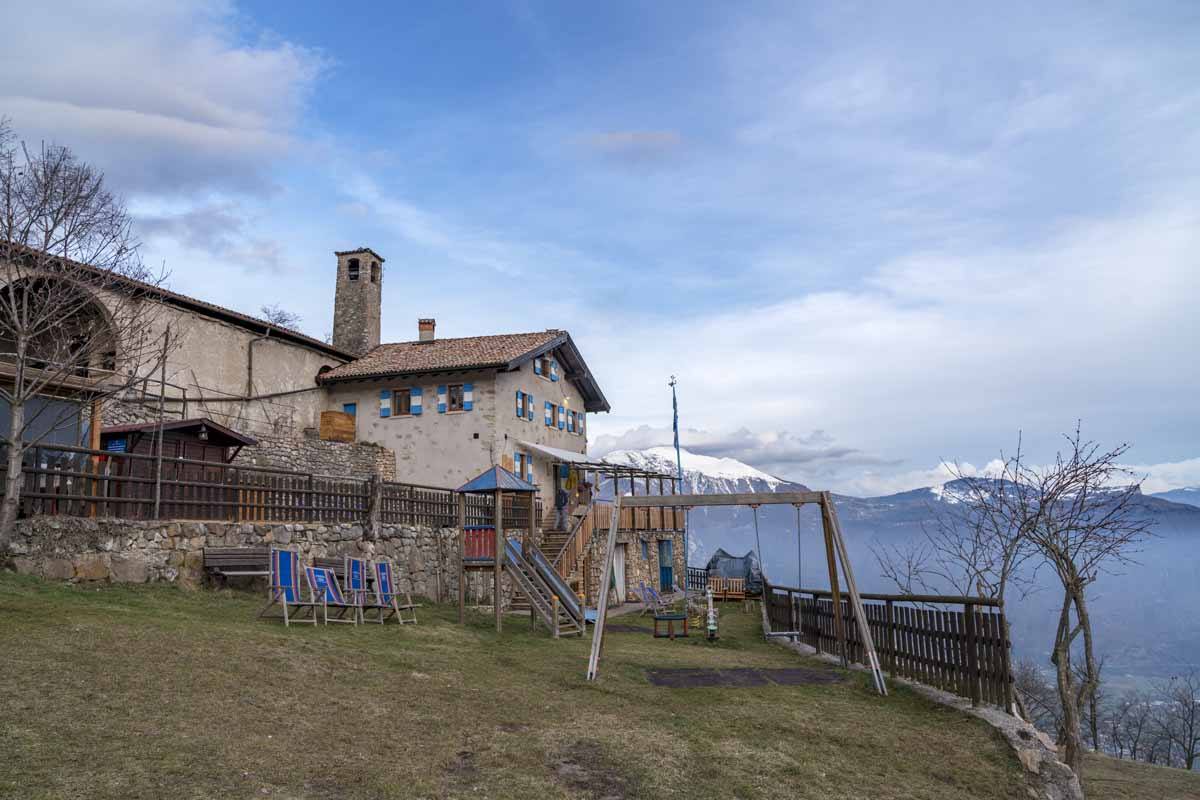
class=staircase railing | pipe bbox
[551,500,612,580]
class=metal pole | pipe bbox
[669,376,685,568]
[152,326,170,520]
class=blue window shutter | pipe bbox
[437,385,447,414]
[463,383,474,411]
[544,401,552,426]
[550,359,559,381]
[515,390,522,418]
[410,386,423,415]
[527,457,534,483]
[534,358,542,376]
[558,405,565,430]
[379,388,391,418]
[526,393,534,421]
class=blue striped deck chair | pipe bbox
[259,548,317,627]
[368,560,418,625]
[344,556,370,625]
[638,580,669,617]
[305,566,358,625]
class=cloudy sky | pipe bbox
[4,1,1198,495]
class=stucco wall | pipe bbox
[105,293,344,438]
[494,358,589,504]
[325,356,591,504]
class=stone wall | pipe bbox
[237,429,397,481]
[583,527,686,606]
[4,515,520,606]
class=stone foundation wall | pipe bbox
[583,528,686,606]
[4,516,521,606]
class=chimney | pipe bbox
[418,318,436,342]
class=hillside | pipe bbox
[0,573,1033,800]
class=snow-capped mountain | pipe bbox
[1151,487,1200,508]
[599,447,807,568]
[602,446,806,496]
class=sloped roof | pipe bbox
[101,417,258,447]
[319,328,611,412]
[457,465,538,493]
[4,243,353,361]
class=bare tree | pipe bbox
[1159,670,1200,771]
[0,120,174,548]
[1015,428,1152,774]
[1014,658,1063,733]
[874,424,1154,779]
[259,303,302,330]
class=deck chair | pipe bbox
[258,548,317,627]
[305,565,359,625]
[366,561,418,625]
[638,580,670,617]
[344,556,370,625]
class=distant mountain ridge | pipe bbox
[1151,487,1200,508]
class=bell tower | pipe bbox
[332,247,383,357]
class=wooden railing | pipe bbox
[685,566,709,591]
[764,582,1013,710]
[551,500,614,580]
[617,504,684,531]
[3,442,539,529]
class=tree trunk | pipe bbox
[1051,589,1086,775]
[0,400,26,551]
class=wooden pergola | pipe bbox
[585,490,888,696]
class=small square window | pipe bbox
[392,389,412,416]
[448,384,464,412]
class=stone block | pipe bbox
[110,555,149,584]
[44,558,74,581]
[11,557,39,576]
[73,553,111,581]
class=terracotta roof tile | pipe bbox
[318,330,565,382]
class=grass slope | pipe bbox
[1082,753,1200,800]
[0,574,1031,800]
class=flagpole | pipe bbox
[669,376,686,572]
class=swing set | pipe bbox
[586,490,888,697]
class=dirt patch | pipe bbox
[646,667,845,688]
[495,722,530,734]
[604,624,649,634]
[549,740,636,800]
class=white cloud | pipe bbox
[0,0,324,196]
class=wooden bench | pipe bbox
[203,546,271,579]
[725,578,746,601]
[653,613,689,639]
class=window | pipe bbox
[551,403,560,428]
[641,539,649,561]
[578,413,585,437]
[567,411,575,433]
[347,258,360,280]
[448,384,464,412]
[370,261,379,283]
[343,403,357,416]
[392,390,412,416]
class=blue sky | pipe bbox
[4,1,1199,494]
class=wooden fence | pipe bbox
[764,582,1013,710]
[551,501,615,580]
[4,442,539,529]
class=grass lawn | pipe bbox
[1081,753,1200,800]
[0,574,1034,799]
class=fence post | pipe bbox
[964,602,980,707]
[885,600,896,678]
[366,474,382,540]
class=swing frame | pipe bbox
[586,490,888,696]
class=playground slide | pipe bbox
[504,539,583,623]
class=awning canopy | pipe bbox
[456,465,538,494]
[518,441,677,482]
